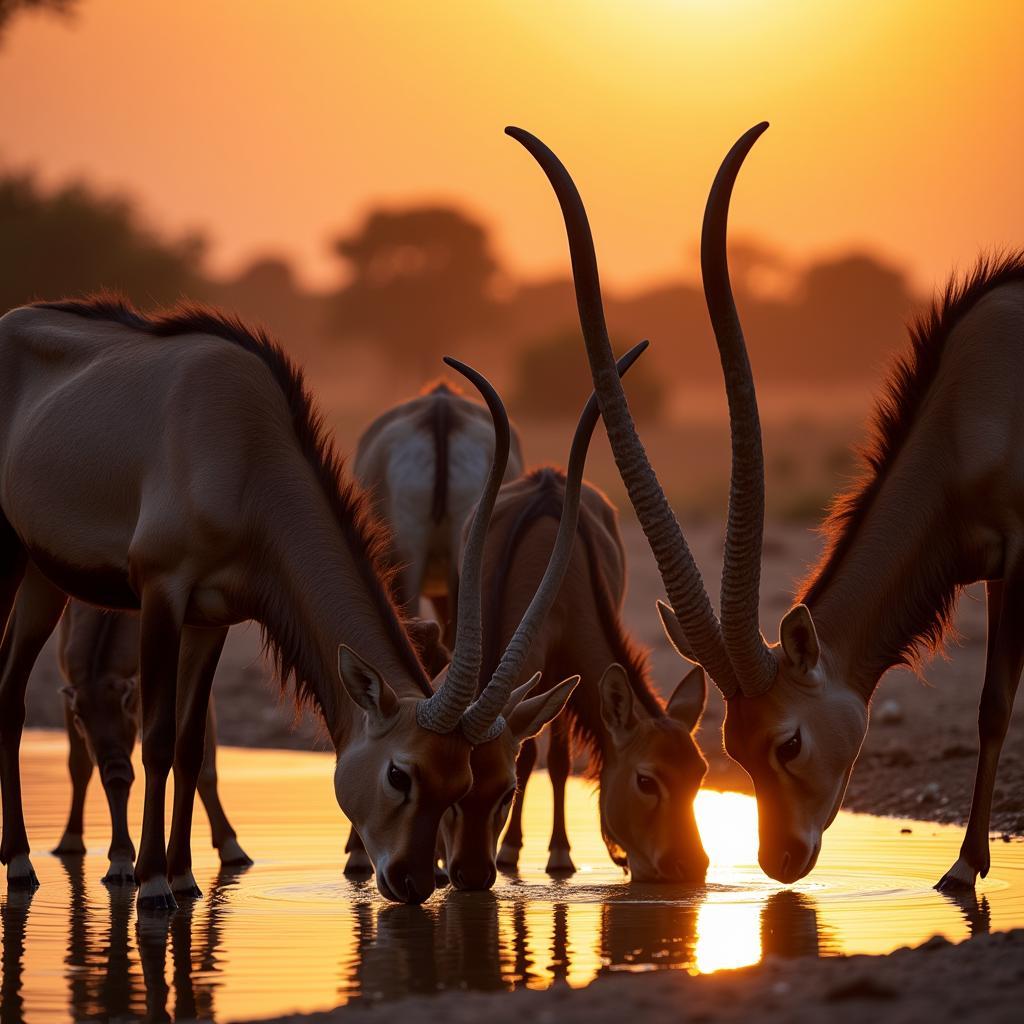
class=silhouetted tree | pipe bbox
[330,206,500,381]
[0,170,205,312]
[514,328,664,422]
[0,0,77,42]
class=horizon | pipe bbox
[2,1,1021,293]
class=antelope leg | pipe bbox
[497,737,537,870]
[53,699,93,856]
[0,558,65,892]
[166,625,229,897]
[546,716,576,875]
[196,698,252,867]
[135,582,188,912]
[937,577,1024,891]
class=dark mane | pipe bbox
[482,468,663,772]
[799,252,1024,669]
[37,295,431,709]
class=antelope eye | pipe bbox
[387,762,411,794]
[636,772,658,796]
[777,729,802,765]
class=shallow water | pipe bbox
[3,731,1022,1021]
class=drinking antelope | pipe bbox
[446,465,708,885]
[33,578,250,881]
[439,345,650,890]
[355,381,525,642]
[0,298,568,907]
[510,121,1024,890]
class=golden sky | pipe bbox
[2,0,1021,291]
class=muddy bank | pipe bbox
[250,930,1024,1024]
[23,522,1024,835]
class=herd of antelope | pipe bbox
[0,122,1020,909]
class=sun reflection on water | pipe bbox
[5,733,1023,1022]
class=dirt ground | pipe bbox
[23,520,1024,835]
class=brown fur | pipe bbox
[483,468,662,771]
[799,252,1024,671]
[34,295,430,705]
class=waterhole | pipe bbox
[4,731,1022,1021]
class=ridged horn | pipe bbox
[417,357,510,734]
[460,341,648,743]
[506,125,739,699]
[702,123,777,697]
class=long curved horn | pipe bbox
[702,123,777,696]
[506,126,739,699]
[417,357,510,734]
[460,341,648,743]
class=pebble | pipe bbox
[876,699,904,725]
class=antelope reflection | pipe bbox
[49,860,244,1022]
[1,869,830,1019]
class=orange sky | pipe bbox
[2,1,1021,292]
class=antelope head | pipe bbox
[335,358,579,903]
[596,661,709,883]
[441,344,647,890]
[507,123,869,886]
[60,674,139,789]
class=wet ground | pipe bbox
[4,731,1023,1022]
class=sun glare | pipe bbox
[694,790,760,873]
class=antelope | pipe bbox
[0,297,573,908]
[34,579,250,881]
[510,121,1024,890]
[355,381,525,642]
[438,345,651,890]
[444,466,708,885]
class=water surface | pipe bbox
[4,731,1022,1021]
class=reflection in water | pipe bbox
[3,732,1024,1022]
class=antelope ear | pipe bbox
[780,604,820,675]
[503,671,543,718]
[507,675,579,744]
[656,600,698,663]
[666,664,706,731]
[599,664,638,743]
[337,645,400,724]
[406,617,450,677]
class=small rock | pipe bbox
[940,742,975,760]
[876,699,904,725]
[825,974,899,1001]
[881,747,915,767]
[900,827,912,835]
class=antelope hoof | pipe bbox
[546,848,577,875]
[137,877,178,913]
[102,857,137,886]
[935,856,979,893]
[52,832,87,856]
[7,854,40,891]
[217,837,254,867]
[170,871,202,899]
[496,843,521,870]
[344,847,373,877]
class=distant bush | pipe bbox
[0,169,206,313]
[513,328,664,422]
